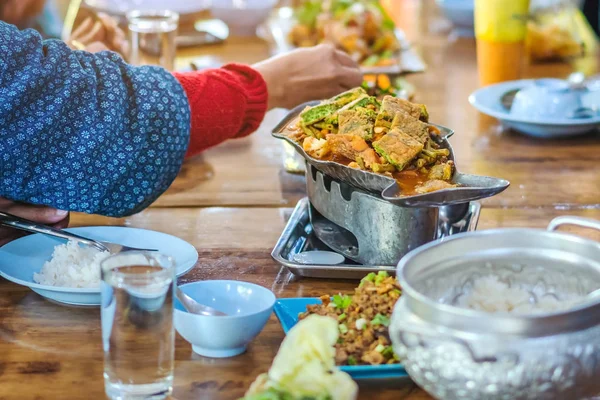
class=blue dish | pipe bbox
[274,298,408,380]
[0,226,198,306]
[469,79,600,138]
[436,0,474,37]
[175,280,276,358]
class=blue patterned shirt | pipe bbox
[0,22,191,217]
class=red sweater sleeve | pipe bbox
[172,64,268,158]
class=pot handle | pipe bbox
[393,317,519,364]
[547,216,600,234]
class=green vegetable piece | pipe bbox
[300,103,340,126]
[375,344,385,353]
[375,271,389,285]
[338,313,347,322]
[295,0,322,28]
[347,355,357,366]
[382,346,395,358]
[339,323,348,335]
[349,96,380,110]
[371,314,391,327]
[362,55,380,66]
[332,294,352,310]
[361,272,377,287]
[380,49,394,59]
[331,87,367,107]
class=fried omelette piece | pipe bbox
[338,109,377,141]
[414,179,457,194]
[372,127,424,171]
[390,111,429,143]
[300,88,367,126]
[326,134,381,169]
[375,96,429,131]
[428,162,454,181]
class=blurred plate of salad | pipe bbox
[289,1,400,68]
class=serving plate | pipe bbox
[469,79,600,138]
[258,7,426,75]
[84,0,210,15]
[272,101,510,207]
[0,227,198,306]
[274,298,408,380]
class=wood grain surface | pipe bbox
[1,1,600,399]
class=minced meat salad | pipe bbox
[299,271,402,366]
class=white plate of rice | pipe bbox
[0,226,198,306]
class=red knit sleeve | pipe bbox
[171,64,268,158]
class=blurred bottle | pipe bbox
[475,0,530,86]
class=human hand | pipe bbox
[253,44,363,110]
[69,13,128,56]
[0,198,69,247]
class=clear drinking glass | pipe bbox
[101,252,175,400]
[127,10,179,70]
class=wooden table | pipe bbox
[2,1,600,399]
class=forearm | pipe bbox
[172,64,268,158]
[0,22,190,217]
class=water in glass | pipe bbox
[127,10,179,70]
[101,252,175,400]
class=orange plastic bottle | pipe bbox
[475,0,531,86]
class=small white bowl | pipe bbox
[210,0,277,37]
[175,280,276,358]
[510,79,585,121]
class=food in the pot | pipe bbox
[299,271,402,366]
[456,275,584,314]
[289,0,399,68]
[242,315,358,400]
[291,87,457,195]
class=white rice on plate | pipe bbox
[33,240,110,288]
[457,275,583,315]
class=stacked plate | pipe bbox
[469,78,600,138]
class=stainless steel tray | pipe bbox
[272,102,510,207]
[271,197,481,279]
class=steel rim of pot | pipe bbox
[396,224,600,338]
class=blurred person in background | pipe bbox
[0,0,127,53]
[0,16,362,244]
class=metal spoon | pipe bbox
[176,286,228,316]
[0,211,157,254]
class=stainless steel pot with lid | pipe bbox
[389,216,600,400]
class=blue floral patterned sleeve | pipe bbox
[0,22,191,217]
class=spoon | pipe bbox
[0,211,157,254]
[176,286,228,316]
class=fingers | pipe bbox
[3,202,68,225]
[0,203,69,247]
[96,13,116,45]
[334,48,360,69]
[77,20,106,45]
[70,17,94,41]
